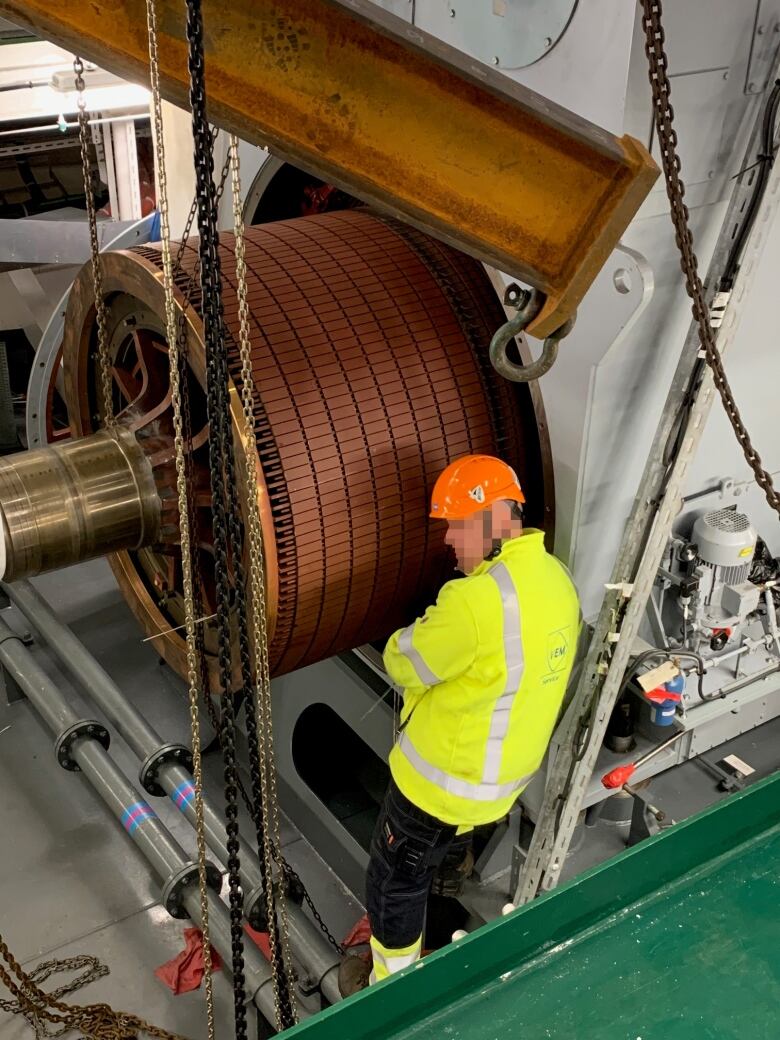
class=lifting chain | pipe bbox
[228,133,298,1008]
[177,292,346,961]
[184,0,296,1031]
[145,3,216,1040]
[0,951,108,1039]
[278,857,345,957]
[73,56,114,428]
[642,0,780,519]
[0,934,188,1040]
[185,0,252,1032]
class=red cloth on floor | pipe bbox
[244,924,271,961]
[154,928,222,995]
[342,913,372,949]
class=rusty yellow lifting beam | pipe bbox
[0,0,658,336]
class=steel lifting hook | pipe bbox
[489,285,576,382]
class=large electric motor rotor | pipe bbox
[58,209,552,682]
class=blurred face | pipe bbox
[444,511,490,574]
[444,501,522,574]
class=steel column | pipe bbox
[102,121,142,222]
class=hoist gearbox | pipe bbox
[0,0,658,337]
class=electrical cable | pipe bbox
[0,78,48,93]
[619,645,755,706]
[572,646,708,773]
[720,78,780,291]
[615,647,706,704]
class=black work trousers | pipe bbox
[365,780,470,950]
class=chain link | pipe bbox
[145,3,216,1039]
[642,0,780,519]
[183,0,301,1031]
[172,238,344,964]
[0,934,187,1040]
[138,13,341,983]
[228,134,298,1024]
[232,773,347,956]
[73,56,114,429]
[281,862,346,956]
[0,953,108,1039]
[184,1,250,1032]
[173,125,227,278]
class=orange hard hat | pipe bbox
[429,455,525,520]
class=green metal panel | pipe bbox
[290,771,780,1039]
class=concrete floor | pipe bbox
[0,558,778,1037]
[0,559,361,1039]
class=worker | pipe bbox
[338,454,581,995]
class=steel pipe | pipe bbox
[4,578,342,1004]
[0,612,278,1025]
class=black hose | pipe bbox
[664,87,780,484]
[568,637,728,775]
[721,79,780,290]
[618,647,712,705]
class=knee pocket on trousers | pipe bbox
[375,817,447,877]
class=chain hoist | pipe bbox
[184,0,296,1030]
[641,0,780,520]
[73,56,114,428]
[145,2,216,1039]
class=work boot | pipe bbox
[337,955,371,997]
[430,846,474,897]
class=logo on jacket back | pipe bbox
[546,629,570,673]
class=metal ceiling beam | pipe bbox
[0,0,659,336]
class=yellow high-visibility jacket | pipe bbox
[384,530,580,826]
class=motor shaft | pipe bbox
[0,425,161,582]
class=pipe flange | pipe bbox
[54,719,110,771]
[245,884,268,932]
[139,743,194,796]
[161,860,223,920]
[245,871,301,931]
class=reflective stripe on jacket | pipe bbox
[384,530,580,826]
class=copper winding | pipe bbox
[51,209,552,680]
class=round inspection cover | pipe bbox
[427,0,577,70]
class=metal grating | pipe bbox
[136,210,547,676]
[704,508,751,534]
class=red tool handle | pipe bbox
[644,687,682,704]
[601,763,636,789]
